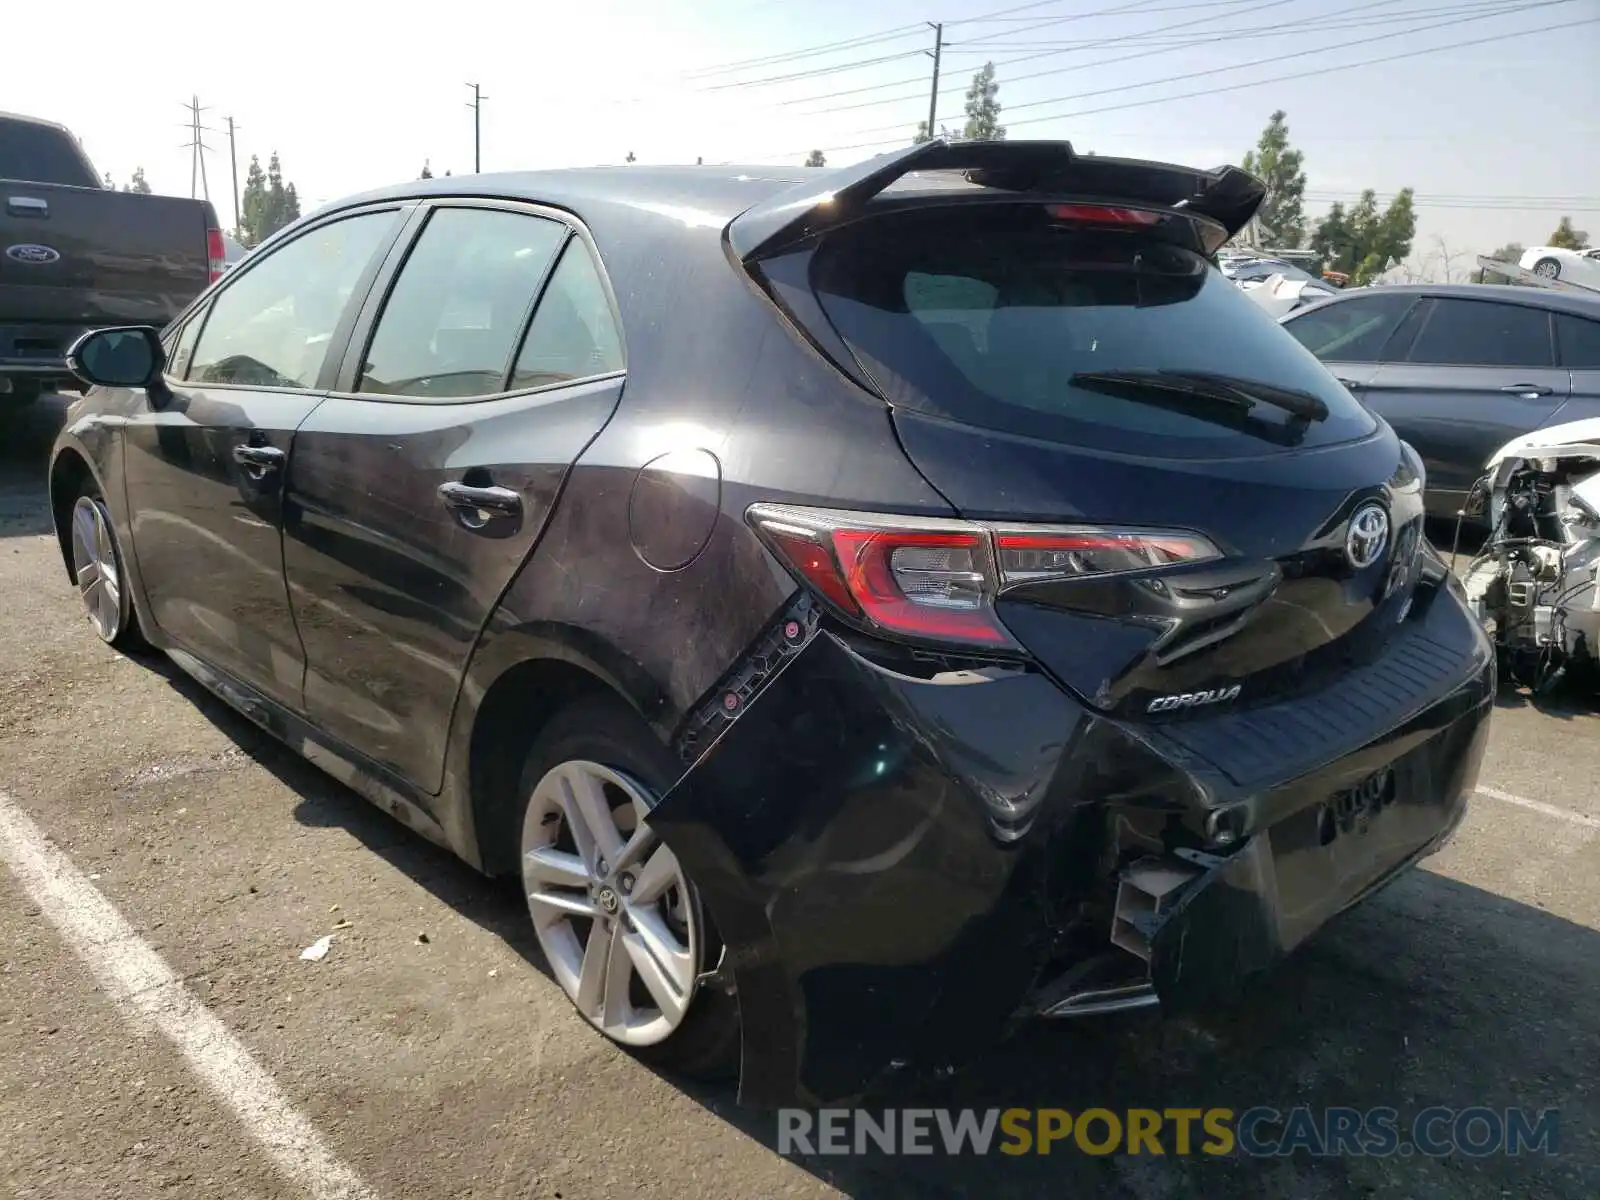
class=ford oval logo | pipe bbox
[1345,502,1390,570]
[5,243,61,265]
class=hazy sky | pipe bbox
[8,0,1596,269]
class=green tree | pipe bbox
[962,62,1005,141]
[419,160,433,179]
[804,149,827,168]
[102,171,114,189]
[1310,188,1417,285]
[124,167,151,195]
[912,119,956,144]
[238,152,302,246]
[1240,110,1307,248]
[625,151,637,164]
[1548,216,1590,249]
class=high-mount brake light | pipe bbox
[747,504,1220,652]
[1045,204,1164,226]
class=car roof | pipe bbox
[1302,282,1600,318]
[333,165,814,241]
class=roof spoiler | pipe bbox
[727,138,1266,261]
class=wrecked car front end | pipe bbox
[649,572,1495,1109]
[1461,417,1600,693]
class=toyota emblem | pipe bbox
[1345,503,1390,570]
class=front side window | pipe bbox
[1282,293,1418,363]
[166,309,204,380]
[358,208,568,399]
[1406,299,1554,368]
[188,212,398,388]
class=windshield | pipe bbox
[811,205,1377,460]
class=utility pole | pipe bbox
[465,83,487,173]
[226,116,241,235]
[181,96,213,201]
[925,22,943,141]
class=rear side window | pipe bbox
[1407,299,1553,367]
[509,241,625,391]
[358,207,568,399]
[0,119,99,188]
[1556,313,1600,369]
[812,206,1377,459]
[1283,293,1417,362]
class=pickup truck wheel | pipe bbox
[3,381,41,408]
[517,696,740,1080]
[69,488,146,651]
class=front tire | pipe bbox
[1532,257,1561,280]
[517,696,740,1079]
[69,487,146,651]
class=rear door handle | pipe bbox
[437,481,523,522]
[1500,383,1554,398]
[232,444,285,470]
[1336,378,1364,391]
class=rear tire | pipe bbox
[1532,257,1561,280]
[516,695,740,1080]
[69,482,148,652]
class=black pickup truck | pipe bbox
[1,111,223,408]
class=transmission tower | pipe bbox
[181,96,215,202]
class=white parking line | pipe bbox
[1477,785,1600,831]
[0,790,378,1200]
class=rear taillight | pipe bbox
[206,227,226,284]
[748,504,1218,651]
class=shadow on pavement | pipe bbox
[135,652,1595,1200]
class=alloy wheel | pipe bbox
[520,759,699,1046]
[71,496,125,643]
[1533,260,1560,278]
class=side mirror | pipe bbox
[66,326,165,389]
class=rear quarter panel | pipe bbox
[454,207,952,745]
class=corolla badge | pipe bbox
[5,243,61,264]
[1345,502,1390,570]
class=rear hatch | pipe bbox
[742,146,1430,723]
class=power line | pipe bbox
[941,0,1533,48]
[773,0,1302,109]
[681,0,1241,93]
[751,13,1596,159]
[808,0,1567,133]
[678,22,926,80]
[695,48,932,91]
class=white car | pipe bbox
[1519,244,1600,290]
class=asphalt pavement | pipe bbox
[2,396,1596,1199]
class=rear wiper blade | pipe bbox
[1070,368,1329,423]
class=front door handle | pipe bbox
[1500,383,1554,398]
[232,444,285,471]
[437,481,523,524]
[1336,377,1364,391]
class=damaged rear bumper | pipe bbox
[648,593,1495,1108]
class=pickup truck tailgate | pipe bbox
[1,181,212,328]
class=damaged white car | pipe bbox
[1459,417,1600,691]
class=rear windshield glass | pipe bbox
[811,206,1377,459]
[0,119,99,187]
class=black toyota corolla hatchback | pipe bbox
[51,140,1494,1107]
